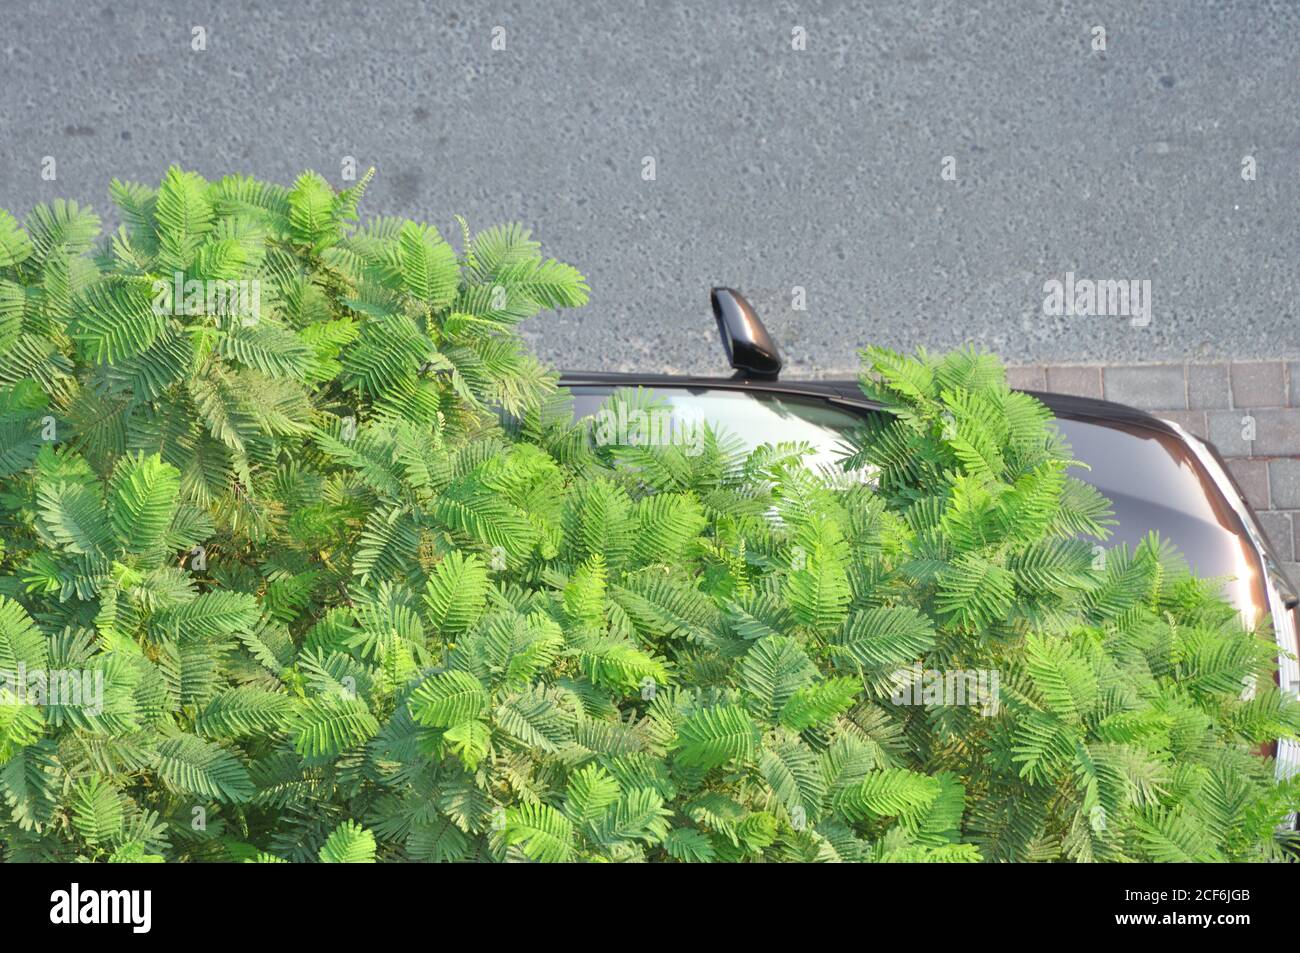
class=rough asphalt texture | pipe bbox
[1,0,1296,376]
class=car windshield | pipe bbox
[567,384,1263,622]
[567,386,862,475]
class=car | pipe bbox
[559,288,1300,785]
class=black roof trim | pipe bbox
[558,372,1185,439]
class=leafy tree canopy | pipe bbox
[0,169,1295,862]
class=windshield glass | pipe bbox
[566,384,1263,622]
[567,386,862,475]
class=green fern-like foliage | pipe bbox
[0,171,1295,863]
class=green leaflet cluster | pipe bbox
[0,171,1296,863]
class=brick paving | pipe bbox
[1011,361,1300,586]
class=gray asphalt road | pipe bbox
[1,0,1297,376]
